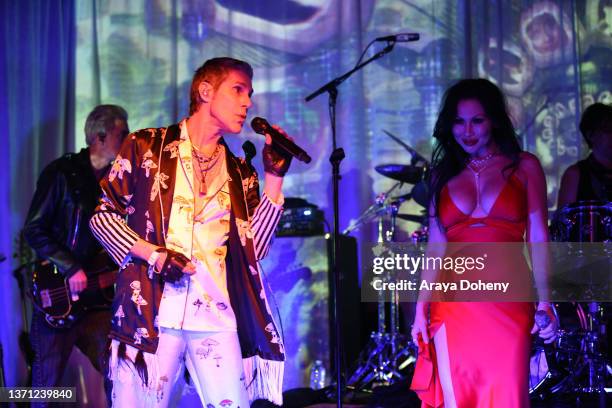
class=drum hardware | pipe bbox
[555,309,611,395]
[343,183,401,236]
[346,153,430,390]
[374,164,428,203]
[538,302,610,398]
[347,331,417,390]
[346,190,424,391]
[342,191,427,237]
[569,302,608,395]
[551,201,611,244]
[410,228,429,244]
[374,165,428,210]
[531,200,611,400]
[553,201,609,397]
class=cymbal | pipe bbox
[396,213,427,224]
[375,164,424,184]
[382,130,429,165]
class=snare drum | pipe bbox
[551,201,612,242]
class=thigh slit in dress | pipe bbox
[411,175,534,408]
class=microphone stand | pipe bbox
[305,40,397,407]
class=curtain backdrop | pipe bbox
[1,0,76,387]
[2,0,611,389]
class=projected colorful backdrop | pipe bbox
[75,0,612,224]
[70,0,611,391]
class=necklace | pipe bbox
[467,152,496,214]
[467,152,495,175]
[192,144,222,196]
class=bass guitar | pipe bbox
[31,254,116,328]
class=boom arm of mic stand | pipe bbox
[304,42,396,102]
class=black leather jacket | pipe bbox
[24,148,109,277]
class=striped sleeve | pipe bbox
[89,211,140,267]
[251,192,284,260]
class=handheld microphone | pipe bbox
[534,310,551,329]
[375,33,420,42]
[534,309,560,371]
[251,117,312,164]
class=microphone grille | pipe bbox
[250,117,268,134]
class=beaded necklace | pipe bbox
[467,152,495,175]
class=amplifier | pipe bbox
[276,198,325,237]
[260,235,361,390]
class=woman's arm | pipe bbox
[417,209,448,303]
[521,152,551,295]
[521,152,557,342]
[411,201,447,344]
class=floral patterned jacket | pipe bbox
[89,123,285,404]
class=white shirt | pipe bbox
[157,120,237,331]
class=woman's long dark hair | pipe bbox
[429,78,522,217]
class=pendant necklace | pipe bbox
[467,152,495,209]
[192,144,221,197]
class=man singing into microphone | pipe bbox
[89,57,291,407]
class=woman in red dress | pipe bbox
[410,79,558,407]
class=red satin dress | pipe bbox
[411,175,534,408]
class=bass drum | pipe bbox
[529,302,587,398]
[551,200,612,243]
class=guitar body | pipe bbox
[32,259,115,329]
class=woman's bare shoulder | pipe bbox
[518,151,543,169]
[512,152,544,186]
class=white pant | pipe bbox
[111,330,249,408]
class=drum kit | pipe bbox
[344,130,610,401]
[530,200,611,401]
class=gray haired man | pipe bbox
[24,104,129,407]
